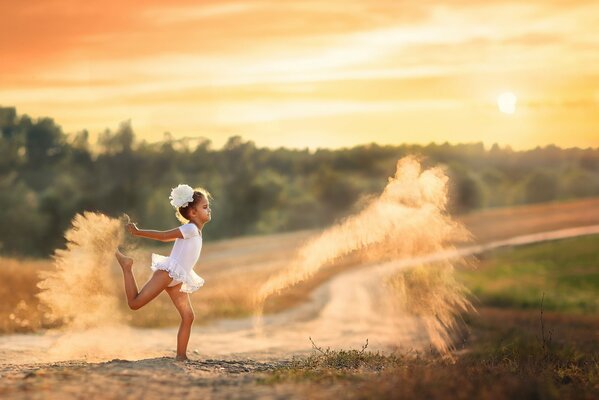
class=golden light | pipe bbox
[497,92,517,114]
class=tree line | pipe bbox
[1,106,598,256]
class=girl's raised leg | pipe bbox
[115,248,172,310]
[165,284,195,361]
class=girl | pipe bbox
[114,184,211,361]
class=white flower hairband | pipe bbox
[169,184,195,209]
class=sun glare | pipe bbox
[497,92,517,114]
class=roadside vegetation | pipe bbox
[262,235,599,399]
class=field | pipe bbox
[1,197,599,399]
[458,235,599,314]
[239,231,599,399]
[2,197,599,335]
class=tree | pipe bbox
[525,171,558,203]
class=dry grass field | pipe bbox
[2,197,599,335]
[2,229,598,399]
[1,197,598,399]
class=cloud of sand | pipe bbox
[45,326,163,362]
[255,156,475,353]
[37,212,126,329]
[35,212,148,360]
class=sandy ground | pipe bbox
[1,227,599,398]
[0,357,298,400]
[1,198,599,399]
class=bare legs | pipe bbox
[114,248,171,310]
[165,284,195,360]
[114,248,194,361]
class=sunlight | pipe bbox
[497,92,517,114]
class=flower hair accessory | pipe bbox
[169,184,195,209]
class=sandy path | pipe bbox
[191,223,599,358]
[0,357,296,400]
[1,224,598,399]
[2,224,598,367]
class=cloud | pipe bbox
[2,0,599,150]
[141,2,261,24]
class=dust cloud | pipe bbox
[255,156,475,353]
[36,212,134,359]
[33,157,475,360]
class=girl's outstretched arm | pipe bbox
[127,223,184,242]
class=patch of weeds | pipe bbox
[260,338,430,385]
[261,298,599,398]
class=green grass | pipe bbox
[261,235,599,399]
[457,235,599,314]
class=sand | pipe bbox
[3,189,599,399]
[1,220,598,399]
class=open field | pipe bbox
[256,234,599,399]
[2,197,599,334]
[1,230,598,398]
[458,235,599,314]
[3,306,597,400]
[258,308,599,399]
[1,197,598,399]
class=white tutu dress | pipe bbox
[150,222,205,293]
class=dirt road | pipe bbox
[1,196,599,399]
[2,223,599,398]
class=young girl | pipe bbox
[114,184,211,361]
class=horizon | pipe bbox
[4,104,599,153]
[2,1,598,150]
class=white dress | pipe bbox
[150,223,205,293]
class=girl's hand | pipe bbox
[126,222,140,236]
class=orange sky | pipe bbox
[1,0,598,149]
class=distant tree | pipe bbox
[97,121,135,154]
[445,163,485,212]
[1,106,599,257]
[525,171,558,203]
[0,174,48,255]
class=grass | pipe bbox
[261,339,420,385]
[0,229,368,333]
[261,309,599,398]
[0,230,316,333]
[1,198,598,334]
[260,235,599,399]
[457,234,599,314]
[1,202,599,397]
[0,257,54,333]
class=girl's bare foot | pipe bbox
[175,355,189,362]
[115,248,133,270]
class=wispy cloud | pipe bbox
[141,2,261,24]
[1,0,598,149]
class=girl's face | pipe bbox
[193,196,211,223]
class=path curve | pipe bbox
[2,225,598,365]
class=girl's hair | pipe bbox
[175,187,212,223]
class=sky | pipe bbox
[1,0,598,150]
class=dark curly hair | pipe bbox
[175,187,211,223]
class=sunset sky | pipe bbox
[1,0,598,150]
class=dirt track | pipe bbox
[1,199,599,399]
[0,357,296,400]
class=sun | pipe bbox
[497,92,517,114]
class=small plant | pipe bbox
[539,292,554,359]
[260,338,433,385]
[304,337,378,370]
